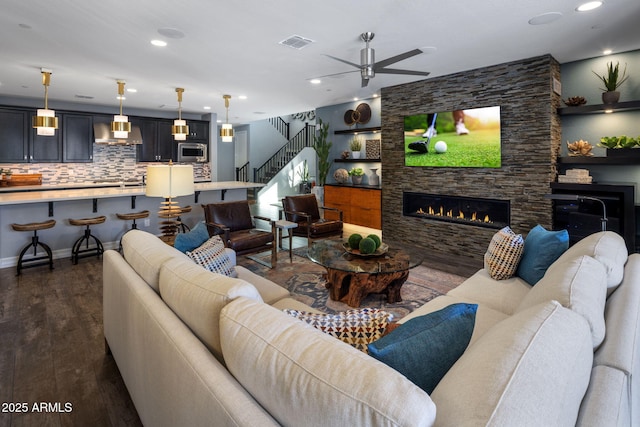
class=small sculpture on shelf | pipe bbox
[566,140,593,156]
[563,96,587,107]
[333,168,349,184]
[341,150,350,159]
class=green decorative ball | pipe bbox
[359,237,377,254]
[348,233,363,249]
[367,234,381,249]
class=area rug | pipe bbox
[240,249,468,320]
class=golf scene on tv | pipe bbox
[404,106,501,168]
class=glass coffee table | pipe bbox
[307,239,424,308]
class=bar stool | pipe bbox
[11,219,56,275]
[115,210,149,251]
[69,215,106,264]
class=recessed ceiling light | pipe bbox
[603,49,612,55]
[310,79,321,84]
[576,1,603,12]
[238,95,247,100]
[203,106,211,110]
[126,88,137,93]
[372,93,378,98]
[528,12,562,25]
[151,39,167,47]
[353,97,359,101]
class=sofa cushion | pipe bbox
[447,269,531,315]
[122,229,192,293]
[516,255,607,348]
[399,294,509,346]
[283,308,392,352]
[516,224,569,285]
[159,258,263,362]
[368,303,477,394]
[484,226,524,280]
[187,236,237,277]
[235,266,291,305]
[173,221,210,253]
[554,231,628,293]
[431,301,593,427]
[220,297,436,427]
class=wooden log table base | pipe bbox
[324,268,410,308]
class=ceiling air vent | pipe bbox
[279,35,315,50]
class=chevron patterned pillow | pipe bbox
[283,308,392,353]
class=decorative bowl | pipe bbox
[342,242,389,257]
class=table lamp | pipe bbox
[146,162,194,240]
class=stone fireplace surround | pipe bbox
[381,55,561,264]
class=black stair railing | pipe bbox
[268,116,290,141]
[235,161,250,182]
[254,123,314,184]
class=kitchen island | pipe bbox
[0,181,264,268]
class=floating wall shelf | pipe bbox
[557,100,640,116]
[334,126,381,135]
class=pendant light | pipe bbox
[33,68,58,136]
[220,94,234,142]
[172,88,189,141]
[111,80,131,138]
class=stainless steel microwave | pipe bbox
[177,143,207,162]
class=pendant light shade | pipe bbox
[33,69,58,136]
[111,80,131,138]
[220,94,234,142]
[172,88,189,141]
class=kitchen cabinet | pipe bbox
[324,184,381,229]
[29,111,63,162]
[187,120,209,141]
[0,108,29,162]
[63,113,93,162]
[136,118,176,162]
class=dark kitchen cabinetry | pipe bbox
[187,120,209,141]
[0,108,29,162]
[29,111,63,162]
[136,118,176,162]
[63,113,93,162]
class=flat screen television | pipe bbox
[404,106,501,167]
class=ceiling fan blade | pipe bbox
[323,54,361,69]
[311,70,360,79]
[376,68,431,77]
[373,48,423,70]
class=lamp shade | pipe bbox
[146,164,194,198]
[221,123,234,142]
[33,108,58,135]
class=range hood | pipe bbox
[93,122,143,145]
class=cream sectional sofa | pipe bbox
[103,229,640,426]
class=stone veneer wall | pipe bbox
[0,145,211,184]
[381,55,562,263]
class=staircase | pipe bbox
[253,122,315,184]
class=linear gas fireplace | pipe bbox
[403,192,510,230]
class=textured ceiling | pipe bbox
[1,0,638,124]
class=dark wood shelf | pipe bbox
[558,156,640,165]
[557,100,640,115]
[334,158,381,163]
[334,126,381,135]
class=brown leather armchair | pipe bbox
[282,194,343,246]
[203,201,276,257]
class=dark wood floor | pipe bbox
[0,226,478,427]
[0,256,141,427]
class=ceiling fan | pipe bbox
[324,32,430,87]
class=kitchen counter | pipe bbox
[0,181,264,205]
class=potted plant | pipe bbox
[296,159,310,193]
[349,136,363,159]
[312,118,333,204]
[593,61,629,104]
[348,167,364,185]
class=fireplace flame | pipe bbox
[416,205,493,225]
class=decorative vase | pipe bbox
[351,151,361,159]
[602,91,620,104]
[351,175,363,185]
[369,168,380,186]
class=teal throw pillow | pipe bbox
[516,225,569,285]
[367,303,477,394]
[174,221,210,253]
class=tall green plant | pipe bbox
[593,61,629,91]
[313,118,332,186]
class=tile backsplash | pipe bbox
[0,145,211,184]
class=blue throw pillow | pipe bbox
[516,225,569,285]
[367,303,477,394]
[174,221,210,253]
